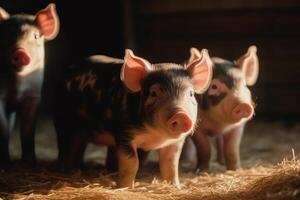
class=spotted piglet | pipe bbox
[186,46,259,172]
[0,4,59,166]
[53,49,212,188]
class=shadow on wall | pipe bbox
[129,0,300,119]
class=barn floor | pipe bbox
[1,116,300,200]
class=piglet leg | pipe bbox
[159,139,184,188]
[180,136,197,171]
[216,135,225,164]
[192,128,211,173]
[20,97,39,165]
[116,146,138,188]
[0,101,10,166]
[106,146,118,172]
[223,125,244,170]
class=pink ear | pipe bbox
[120,49,152,92]
[186,49,213,94]
[188,47,202,63]
[35,3,60,40]
[235,45,259,86]
[0,7,10,21]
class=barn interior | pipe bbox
[1,0,300,199]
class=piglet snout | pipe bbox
[11,49,31,68]
[168,112,193,134]
[232,103,253,120]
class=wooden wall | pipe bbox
[2,0,300,118]
[125,0,300,118]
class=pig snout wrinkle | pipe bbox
[232,103,253,120]
[11,49,31,68]
[167,112,193,134]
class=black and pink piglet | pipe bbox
[181,46,259,172]
[52,49,213,188]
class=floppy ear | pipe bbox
[120,49,152,92]
[35,3,60,40]
[0,7,10,21]
[235,45,259,86]
[186,48,213,94]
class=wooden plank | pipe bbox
[137,0,300,14]
[134,36,300,62]
[135,10,300,37]
[130,2,300,117]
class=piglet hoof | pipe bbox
[180,161,196,172]
[175,183,182,189]
[117,180,135,189]
[226,164,241,171]
[162,180,182,189]
[217,157,225,165]
[194,166,210,175]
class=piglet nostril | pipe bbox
[171,121,178,127]
[235,109,241,115]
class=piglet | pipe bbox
[0,4,59,166]
[186,46,259,172]
[53,49,213,188]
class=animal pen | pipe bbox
[1,0,300,199]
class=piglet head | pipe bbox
[229,45,259,121]
[165,49,213,136]
[162,49,212,136]
[121,49,212,140]
[0,4,59,74]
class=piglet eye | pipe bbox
[34,33,40,39]
[211,84,218,90]
[189,90,194,97]
[150,91,157,97]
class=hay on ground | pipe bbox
[0,158,300,200]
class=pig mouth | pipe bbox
[11,48,31,70]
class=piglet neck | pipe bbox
[198,110,232,134]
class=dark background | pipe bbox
[1,0,300,119]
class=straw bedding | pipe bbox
[0,118,300,200]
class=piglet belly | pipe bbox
[91,131,115,146]
[135,134,184,151]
